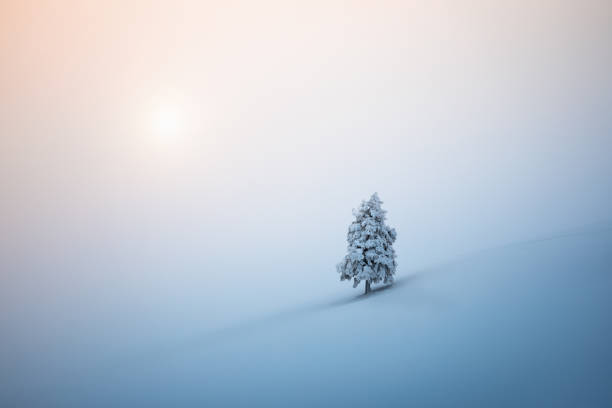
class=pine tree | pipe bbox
[337,193,397,294]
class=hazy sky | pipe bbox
[1,1,612,384]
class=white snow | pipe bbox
[3,223,612,407]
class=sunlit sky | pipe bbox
[1,0,612,365]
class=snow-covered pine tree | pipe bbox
[337,193,397,294]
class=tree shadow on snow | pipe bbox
[189,273,422,346]
[324,273,422,307]
[109,273,424,371]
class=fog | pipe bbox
[1,1,612,406]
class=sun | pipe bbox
[151,105,184,139]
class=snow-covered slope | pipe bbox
[5,224,612,407]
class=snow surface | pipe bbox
[3,223,612,407]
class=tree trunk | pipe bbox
[365,280,371,294]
